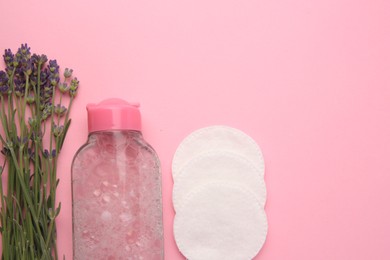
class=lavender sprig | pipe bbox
[0,43,79,260]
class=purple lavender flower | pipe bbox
[43,149,50,158]
[48,60,59,73]
[14,78,26,97]
[0,85,9,95]
[25,58,33,75]
[39,68,49,86]
[1,146,10,156]
[70,77,79,88]
[31,54,48,66]
[5,67,14,77]
[69,77,79,97]
[40,67,55,107]
[48,74,60,86]
[43,149,56,158]
[14,67,24,78]
[3,49,14,67]
[58,82,69,93]
[16,136,28,145]
[46,60,60,97]
[27,148,34,160]
[30,74,38,87]
[0,71,8,85]
[15,44,31,62]
[0,71,10,95]
[40,84,54,107]
[53,124,64,137]
[30,130,43,141]
[54,104,67,117]
[41,103,52,120]
[31,54,39,65]
[64,68,73,78]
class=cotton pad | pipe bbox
[172,125,264,179]
[174,182,268,260]
[172,151,266,210]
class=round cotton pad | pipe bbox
[172,125,264,179]
[174,182,268,260]
[173,151,266,210]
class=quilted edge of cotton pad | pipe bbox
[173,181,268,260]
[172,150,267,210]
[172,125,265,178]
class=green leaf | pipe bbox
[58,119,71,150]
[55,202,61,217]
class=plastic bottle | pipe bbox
[72,98,163,260]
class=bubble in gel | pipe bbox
[101,211,112,221]
[102,194,111,203]
[93,190,101,197]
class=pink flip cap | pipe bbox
[86,98,141,133]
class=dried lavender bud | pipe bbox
[15,44,31,75]
[0,72,10,95]
[70,89,77,97]
[48,74,59,86]
[31,54,48,66]
[30,75,38,86]
[40,54,48,64]
[14,68,25,79]
[26,94,35,104]
[31,54,39,65]
[43,86,54,101]
[41,149,57,158]
[48,60,59,73]
[25,59,33,76]
[41,104,53,120]
[69,77,79,97]
[0,85,9,95]
[14,78,25,97]
[16,136,28,145]
[64,68,73,78]
[1,146,10,156]
[17,57,30,74]
[54,104,67,117]
[27,148,34,159]
[30,130,43,141]
[43,149,50,158]
[41,113,49,121]
[40,82,54,106]
[5,67,14,77]
[39,68,49,86]
[3,49,14,68]
[16,44,31,61]
[47,60,60,89]
[0,71,8,85]
[53,124,64,137]
[70,77,79,90]
[58,82,69,93]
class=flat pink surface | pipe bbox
[1,0,390,259]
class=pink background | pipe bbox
[1,0,390,259]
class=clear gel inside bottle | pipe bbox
[72,99,163,260]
